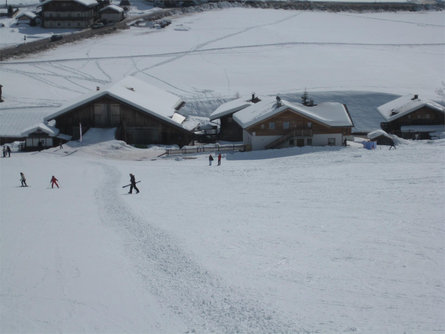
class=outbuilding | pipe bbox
[378,94,445,139]
[21,122,71,151]
[99,4,124,24]
[367,129,395,146]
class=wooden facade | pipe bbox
[50,94,192,146]
[246,109,351,149]
[41,0,98,28]
[219,114,243,142]
[381,105,444,139]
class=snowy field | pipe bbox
[1,131,445,333]
[1,8,444,114]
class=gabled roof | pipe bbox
[367,129,392,140]
[45,76,187,129]
[233,97,353,129]
[21,122,59,137]
[16,11,37,20]
[40,0,98,7]
[99,4,124,13]
[378,94,445,122]
[209,97,255,121]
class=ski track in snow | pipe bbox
[94,161,307,334]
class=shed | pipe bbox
[367,129,395,146]
[99,4,124,23]
[21,123,71,150]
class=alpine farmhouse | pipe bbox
[232,96,353,151]
[44,76,193,147]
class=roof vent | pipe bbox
[250,93,260,103]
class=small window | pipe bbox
[261,124,265,129]
[283,121,289,129]
[269,122,275,130]
[307,122,312,128]
[328,138,336,146]
[307,138,312,146]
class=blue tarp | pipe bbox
[363,141,377,150]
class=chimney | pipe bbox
[96,86,100,91]
[412,94,418,100]
[251,93,255,102]
[276,96,282,107]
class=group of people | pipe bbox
[2,145,11,157]
[208,153,222,166]
[18,173,59,188]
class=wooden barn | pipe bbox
[40,0,98,28]
[233,96,353,151]
[44,77,193,147]
[209,94,260,142]
[99,4,124,24]
[367,129,395,146]
[378,94,445,139]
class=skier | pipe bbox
[128,173,139,194]
[6,145,11,157]
[389,142,396,150]
[2,146,6,158]
[209,154,214,166]
[20,172,27,187]
[50,175,59,188]
[217,153,222,166]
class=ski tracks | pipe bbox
[94,162,305,334]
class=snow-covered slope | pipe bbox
[1,139,444,333]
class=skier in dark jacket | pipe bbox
[209,154,214,166]
[20,172,27,187]
[129,173,139,194]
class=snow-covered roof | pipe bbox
[100,4,124,12]
[45,76,187,129]
[377,94,445,122]
[21,122,59,137]
[233,97,353,129]
[0,107,59,138]
[209,97,255,121]
[367,129,391,140]
[16,12,37,20]
[40,0,98,7]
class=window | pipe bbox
[307,138,312,146]
[307,122,312,128]
[269,122,275,130]
[261,124,265,129]
[328,138,336,146]
[283,121,289,129]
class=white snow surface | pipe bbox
[1,135,445,333]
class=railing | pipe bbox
[165,143,245,156]
[265,129,312,149]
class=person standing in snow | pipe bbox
[128,173,139,194]
[2,146,6,158]
[20,172,27,187]
[217,153,222,166]
[209,154,214,166]
[50,175,59,188]
[6,145,11,157]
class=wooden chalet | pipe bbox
[40,0,98,28]
[44,77,193,147]
[15,11,38,26]
[233,96,353,151]
[378,94,445,139]
[99,4,124,24]
[209,94,260,142]
[367,129,395,146]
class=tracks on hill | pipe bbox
[94,161,304,333]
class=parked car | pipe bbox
[50,34,63,42]
[91,22,105,29]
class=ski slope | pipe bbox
[1,136,444,333]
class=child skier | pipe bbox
[20,172,27,187]
[50,175,59,188]
[217,153,222,166]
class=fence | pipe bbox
[165,143,245,156]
